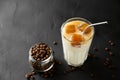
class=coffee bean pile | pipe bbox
[103,57,116,70]
[108,40,115,46]
[64,66,77,74]
[25,68,55,80]
[25,70,36,80]
[31,43,52,61]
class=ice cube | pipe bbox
[65,24,76,34]
[71,34,83,42]
[84,27,92,34]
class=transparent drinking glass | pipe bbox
[61,17,94,67]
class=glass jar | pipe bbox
[29,43,54,72]
[61,17,94,67]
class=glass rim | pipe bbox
[61,17,94,43]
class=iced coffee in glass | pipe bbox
[61,17,94,67]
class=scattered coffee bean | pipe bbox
[25,73,32,79]
[71,67,76,71]
[88,53,91,57]
[79,65,84,71]
[105,48,109,51]
[64,71,67,74]
[104,62,108,66]
[64,66,77,73]
[105,57,110,61]
[58,61,62,65]
[93,47,98,51]
[104,61,110,66]
[32,71,36,75]
[108,40,115,46]
[112,74,116,78]
[90,73,94,78]
[110,42,115,46]
[53,41,58,45]
[55,60,62,65]
[92,54,98,59]
[44,74,48,78]
[108,65,116,69]
[108,40,112,43]
[109,51,113,56]
[31,76,35,80]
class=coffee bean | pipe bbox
[43,44,47,48]
[93,47,98,51]
[110,42,115,46]
[88,53,91,57]
[50,74,53,77]
[31,76,35,80]
[40,54,44,58]
[108,40,112,43]
[40,44,43,47]
[92,54,98,59]
[37,58,40,61]
[32,70,36,75]
[53,41,57,45]
[109,51,113,56]
[104,62,108,66]
[25,73,32,79]
[105,58,110,61]
[108,65,116,69]
[58,61,62,65]
[90,73,94,78]
[41,58,44,61]
[37,47,40,51]
[104,61,110,66]
[32,50,35,54]
[64,71,67,74]
[45,55,49,59]
[112,74,116,78]
[34,49,37,53]
[31,53,35,56]
[46,47,50,50]
[44,74,48,78]
[40,50,46,54]
[47,51,50,54]
[105,48,109,51]
[71,67,76,71]
[36,44,39,47]
[36,53,39,57]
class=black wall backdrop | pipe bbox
[0,0,120,80]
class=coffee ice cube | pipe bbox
[71,34,83,42]
[84,27,92,34]
[65,24,76,34]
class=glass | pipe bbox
[29,44,54,72]
[61,17,94,67]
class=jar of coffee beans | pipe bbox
[29,43,54,72]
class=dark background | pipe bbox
[0,0,120,80]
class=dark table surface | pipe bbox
[0,0,120,80]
